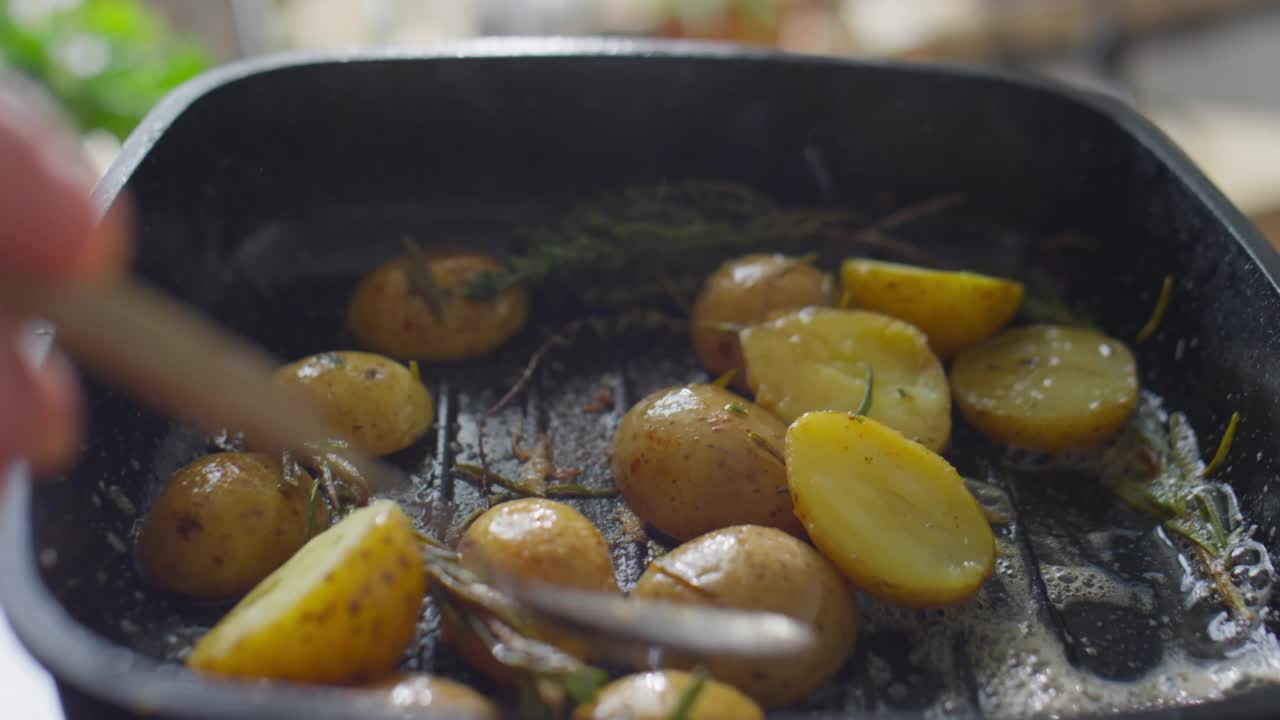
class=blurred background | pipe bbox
[4,0,1280,238]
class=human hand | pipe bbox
[0,78,130,474]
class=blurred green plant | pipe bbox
[0,0,208,138]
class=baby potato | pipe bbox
[348,250,528,362]
[630,525,857,708]
[691,253,835,387]
[274,351,433,456]
[786,411,995,607]
[574,670,764,720]
[840,258,1024,358]
[740,307,951,452]
[138,452,328,600]
[458,498,619,593]
[450,498,618,682]
[360,673,499,719]
[188,500,426,684]
[611,384,801,542]
[950,324,1139,452]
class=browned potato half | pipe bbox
[450,498,618,682]
[360,673,499,719]
[950,324,1139,452]
[611,384,801,541]
[630,525,857,708]
[274,351,433,456]
[347,250,528,361]
[574,670,765,720]
[840,258,1024,358]
[458,498,618,593]
[740,307,951,452]
[138,452,328,600]
[187,500,426,683]
[787,411,995,607]
[691,253,834,387]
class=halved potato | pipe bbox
[574,670,765,720]
[841,259,1023,358]
[187,500,426,684]
[786,411,995,607]
[950,324,1138,452]
[739,307,951,452]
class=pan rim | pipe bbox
[3,36,1278,720]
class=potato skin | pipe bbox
[611,384,801,542]
[691,254,834,387]
[139,452,328,600]
[361,673,499,719]
[458,498,619,593]
[348,251,528,362]
[450,499,618,682]
[574,671,765,720]
[187,501,426,684]
[274,351,433,456]
[841,259,1023,358]
[630,525,857,708]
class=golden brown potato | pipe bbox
[691,253,834,387]
[950,324,1139,452]
[360,673,499,719]
[458,498,618,593]
[787,411,995,607]
[574,671,765,720]
[274,351,433,457]
[188,500,426,684]
[630,525,857,708]
[450,498,618,682]
[138,452,328,600]
[610,384,801,542]
[840,259,1023,358]
[740,308,951,452]
[348,250,528,362]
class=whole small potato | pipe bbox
[139,452,329,600]
[360,673,499,719]
[450,498,618,682]
[348,250,528,362]
[574,670,764,720]
[611,384,801,541]
[691,253,834,387]
[630,525,858,708]
[274,351,433,457]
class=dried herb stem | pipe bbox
[1202,411,1240,478]
[1136,275,1174,343]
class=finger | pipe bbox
[0,314,81,475]
[0,75,131,282]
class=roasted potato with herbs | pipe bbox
[611,384,801,541]
[360,673,499,719]
[187,500,426,684]
[138,452,328,600]
[950,324,1139,452]
[786,411,995,607]
[450,498,618,682]
[348,250,528,362]
[630,525,857,708]
[274,351,433,456]
[690,253,835,387]
[840,258,1024,358]
[574,670,765,720]
[739,307,951,452]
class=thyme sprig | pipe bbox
[464,181,960,299]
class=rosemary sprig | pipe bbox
[1101,394,1254,619]
[712,369,737,388]
[304,476,322,538]
[854,365,874,416]
[669,665,709,720]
